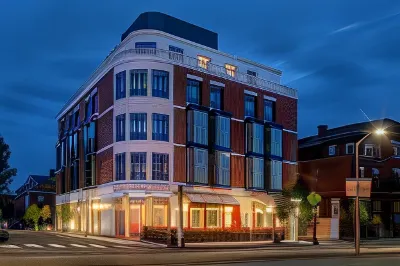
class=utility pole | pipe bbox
[178,185,184,247]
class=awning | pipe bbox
[185,193,239,205]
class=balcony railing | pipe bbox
[58,48,297,117]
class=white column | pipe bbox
[330,198,340,240]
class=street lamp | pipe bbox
[354,128,385,255]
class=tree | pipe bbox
[0,136,17,193]
[40,205,52,224]
[23,204,41,231]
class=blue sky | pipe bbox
[1,0,400,191]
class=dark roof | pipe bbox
[30,175,53,185]
[299,118,400,148]
[121,12,219,50]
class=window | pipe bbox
[152,70,169,98]
[256,212,263,228]
[84,122,96,187]
[394,146,399,156]
[393,168,400,178]
[225,64,236,77]
[116,71,126,100]
[360,167,365,178]
[268,160,282,190]
[152,153,169,181]
[73,109,80,130]
[247,70,257,77]
[206,209,219,227]
[215,116,230,149]
[197,55,210,69]
[130,70,147,96]
[365,144,373,157]
[215,151,230,186]
[135,42,156,49]
[187,110,208,146]
[85,97,92,122]
[328,145,336,156]
[115,153,126,181]
[189,148,208,184]
[191,209,202,228]
[131,152,146,180]
[266,128,282,157]
[210,85,223,110]
[346,143,354,154]
[84,122,96,155]
[116,114,126,142]
[130,113,147,140]
[372,201,382,212]
[92,92,99,115]
[152,114,169,141]
[264,100,275,122]
[246,157,264,189]
[225,210,232,228]
[244,94,256,117]
[246,123,264,155]
[394,202,400,213]
[186,79,200,104]
[169,45,183,61]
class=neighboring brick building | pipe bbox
[14,174,56,224]
[298,119,400,239]
[55,12,298,240]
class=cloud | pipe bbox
[330,23,361,34]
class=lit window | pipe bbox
[329,145,336,156]
[346,143,354,154]
[130,70,147,96]
[197,55,210,69]
[191,209,203,228]
[225,64,236,77]
[206,208,220,228]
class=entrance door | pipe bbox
[130,206,141,239]
[116,210,125,237]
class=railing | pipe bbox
[58,48,297,117]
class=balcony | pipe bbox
[59,48,297,117]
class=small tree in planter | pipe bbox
[40,205,52,229]
[23,204,41,231]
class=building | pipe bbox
[55,12,298,241]
[298,119,400,239]
[14,174,56,223]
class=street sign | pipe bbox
[346,178,372,197]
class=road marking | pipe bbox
[89,244,107,248]
[113,245,135,249]
[48,244,66,248]
[24,244,44,248]
[0,245,21,249]
[70,244,87,248]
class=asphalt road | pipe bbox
[1,230,400,266]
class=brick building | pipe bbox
[14,174,56,224]
[298,119,400,239]
[55,12,298,241]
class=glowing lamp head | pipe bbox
[376,129,385,135]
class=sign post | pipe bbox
[346,178,372,255]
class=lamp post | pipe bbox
[354,129,385,255]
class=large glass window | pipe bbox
[130,113,147,140]
[210,85,223,110]
[206,208,219,227]
[266,128,282,157]
[246,123,264,155]
[247,157,264,189]
[264,100,275,122]
[215,151,230,186]
[115,153,126,181]
[116,114,126,142]
[187,110,208,146]
[187,148,208,184]
[152,153,169,181]
[152,70,169,99]
[130,70,147,96]
[84,122,96,187]
[186,79,200,104]
[268,160,282,190]
[215,116,230,149]
[116,71,126,100]
[245,94,256,117]
[131,152,146,180]
[191,209,203,228]
[152,113,169,141]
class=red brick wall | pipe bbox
[29,192,55,208]
[97,147,113,185]
[97,110,113,151]
[174,146,186,183]
[231,155,245,188]
[283,131,297,162]
[282,163,297,189]
[98,70,114,113]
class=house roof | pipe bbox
[30,175,54,186]
[299,118,400,148]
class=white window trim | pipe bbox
[263,95,277,102]
[244,90,257,96]
[210,80,225,87]
[190,208,203,228]
[187,74,203,82]
[346,143,355,154]
[364,144,374,157]
[328,145,336,156]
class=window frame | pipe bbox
[244,94,256,118]
[263,99,275,122]
[187,110,208,147]
[152,113,169,142]
[215,115,230,149]
[130,69,148,96]
[246,122,264,155]
[225,64,237,77]
[364,144,374,157]
[115,114,126,142]
[197,55,210,69]
[210,85,223,110]
[152,153,169,181]
[152,70,169,99]
[186,79,201,104]
[131,152,146,180]
[115,71,126,100]
[346,143,355,154]
[246,157,265,190]
[115,153,126,181]
[215,151,230,186]
[130,113,147,140]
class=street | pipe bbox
[1,230,400,265]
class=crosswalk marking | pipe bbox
[113,245,134,249]
[48,244,66,248]
[24,244,44,248]
[70,244,87,248]
[0,245,21,249]
[89,244,107,248]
